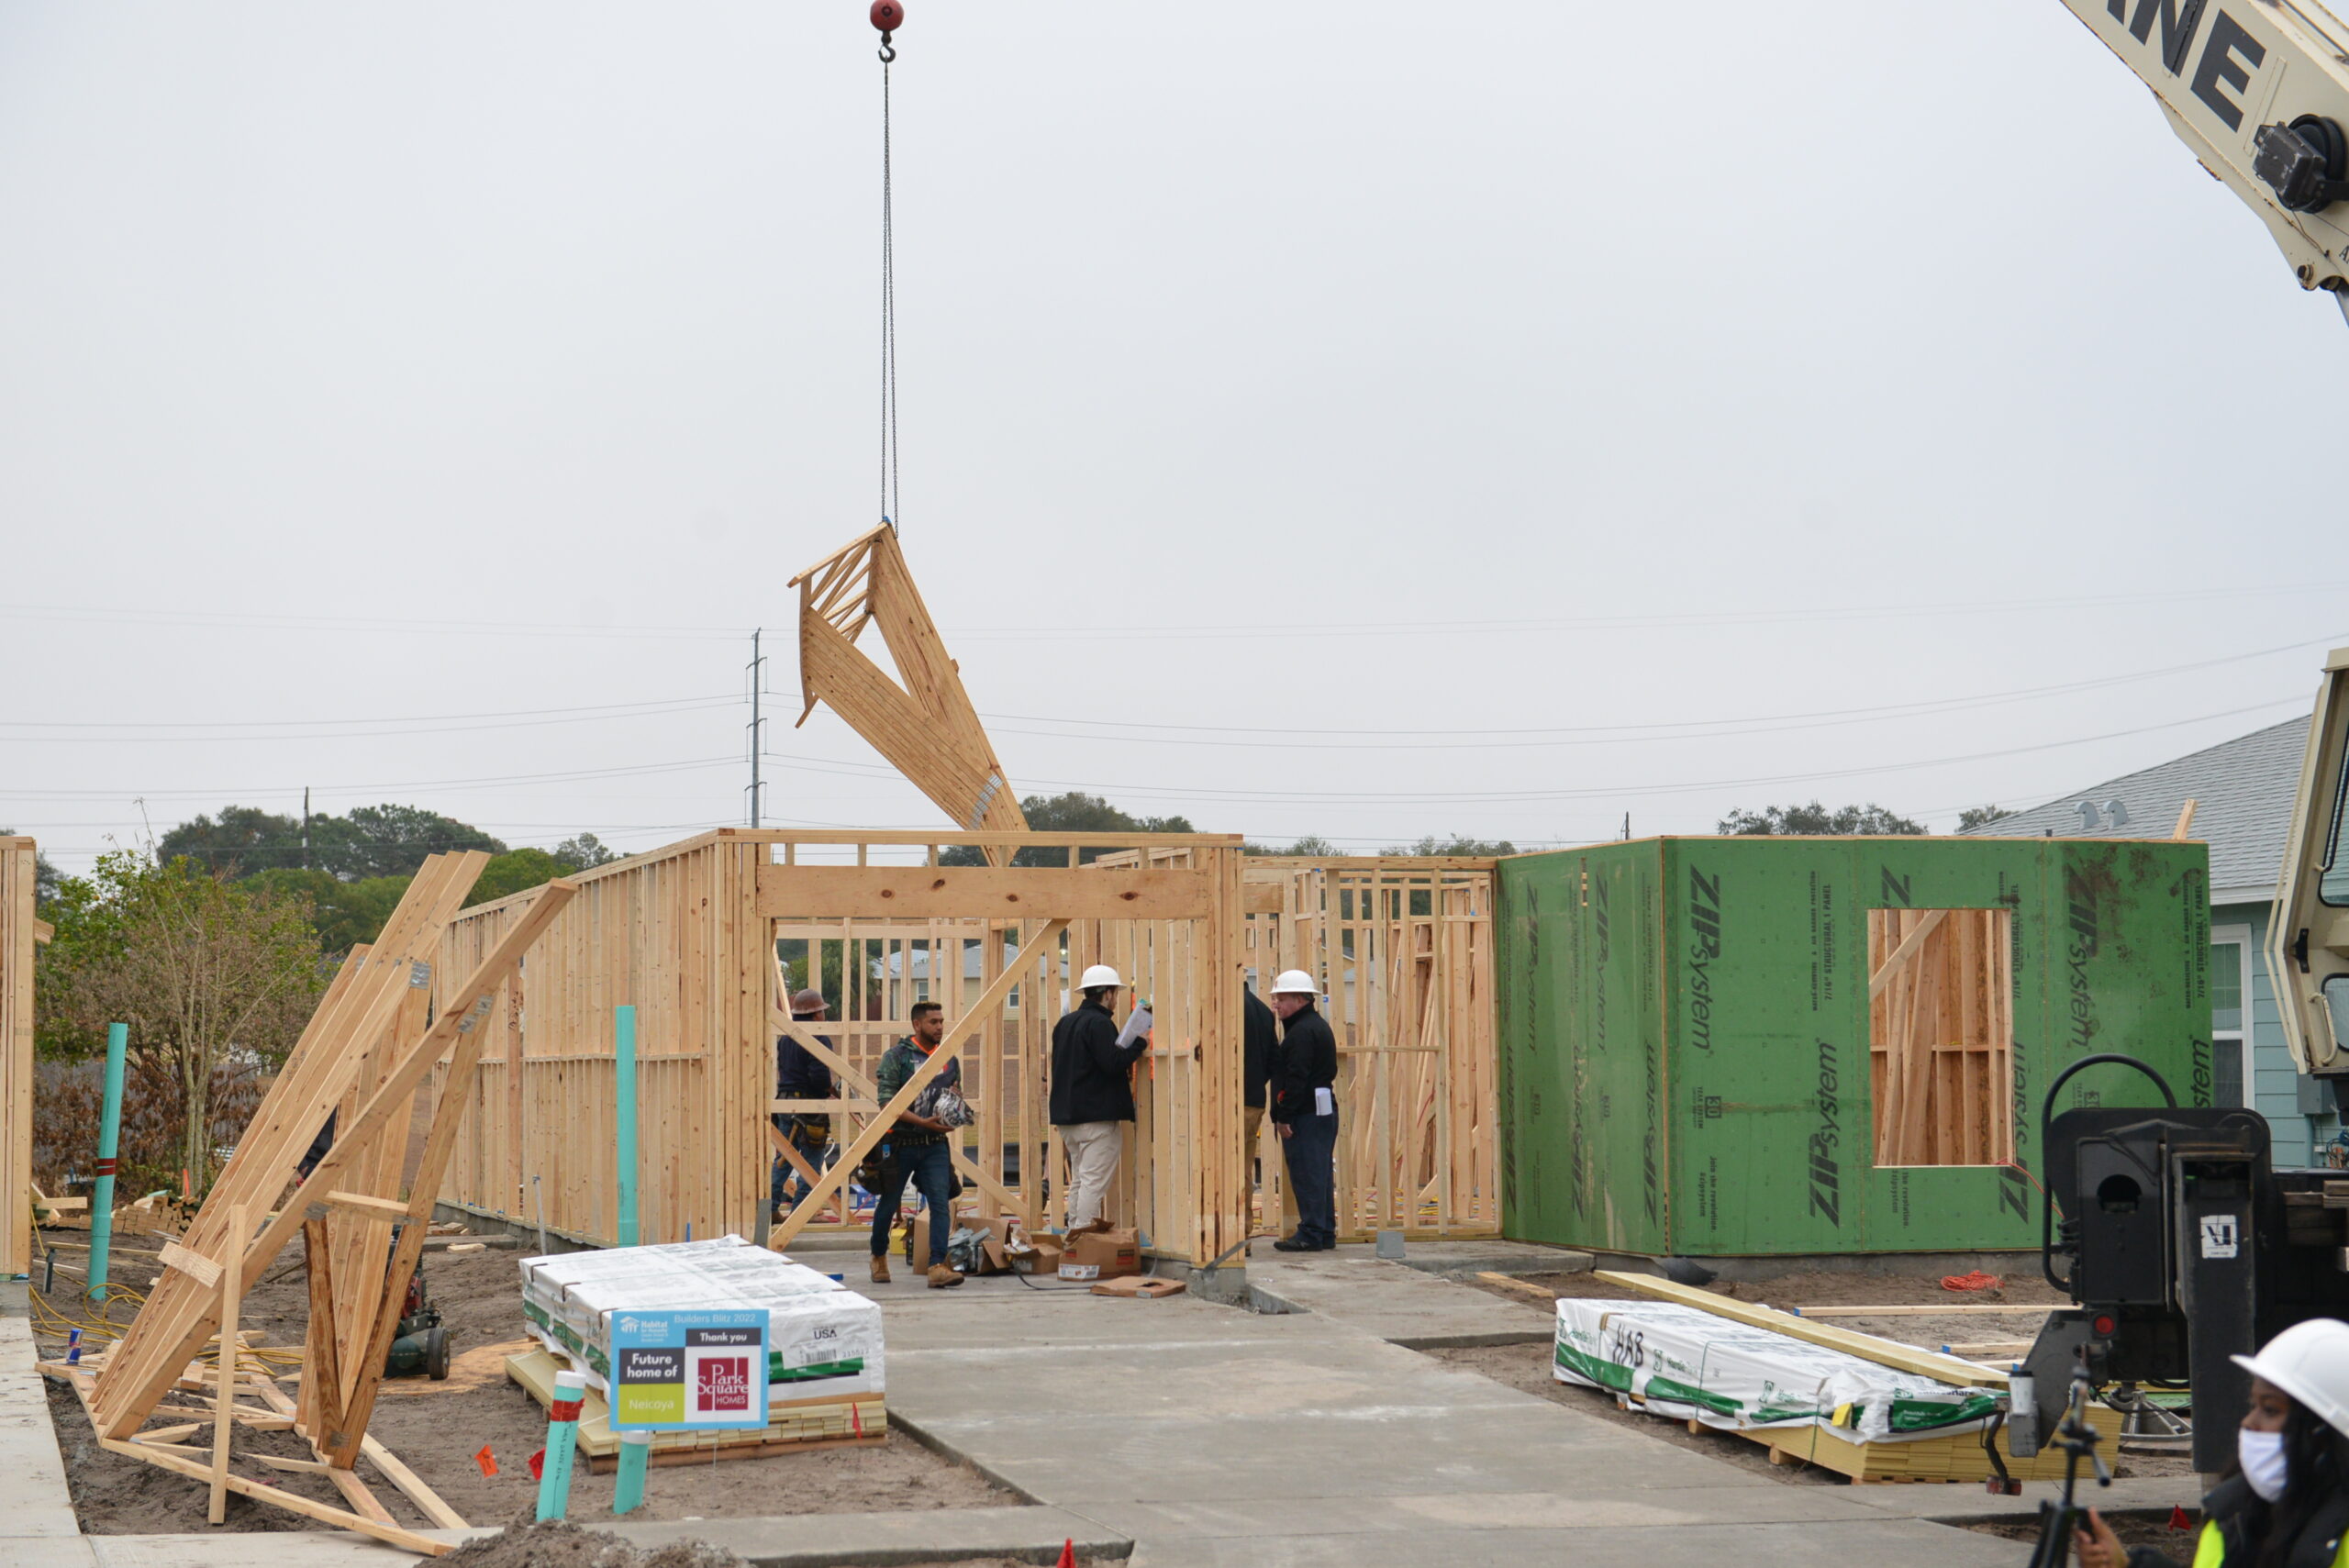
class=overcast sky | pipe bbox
[3,2,2343,873]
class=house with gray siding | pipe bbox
[1963,717,2333,1164]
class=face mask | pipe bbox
[2241,1428,2289,1502]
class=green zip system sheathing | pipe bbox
[1496,837,2212,1256]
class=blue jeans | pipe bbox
[771,1115,830,1207]
[872,1138,954,1265]
[1282,1108,1340,1248]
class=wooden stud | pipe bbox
[206,1204,244,1525]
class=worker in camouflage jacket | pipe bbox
[869,1000,965,1289]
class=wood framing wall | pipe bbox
[1106,851,1502,1240]
[1867,907,2016,1168]
[434,831,1499,1264]
[436,834,771,1248]
[2,837,39,1277]
[1251,858,1499,1240]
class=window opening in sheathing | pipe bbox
[1867,907,2016,1167]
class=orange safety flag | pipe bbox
[473,1445,498,1477]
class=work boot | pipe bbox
[870,1254,891,1284]
[1272,1236,1314,1252]
[926,1262,964,1289]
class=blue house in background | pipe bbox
[1964,717,2332,1164]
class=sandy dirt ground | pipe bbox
[31,1228,1011,1535]
[1452,1263,2191,1485]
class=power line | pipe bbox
[975,632,2340,744]
[0,693,737,732]
[5,579,2342,650]
[0,697,742,744]
[0,604,742,641]
[0,755,743,803]
[763,694,2302,806]
[937,582,2349,642]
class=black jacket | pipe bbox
[775,1029,837,1101]
[1268,1003,1337,1125]
[1243,989,1277,1110]
[2128,1476,2349,1568]
[1050,1000,1146,1126]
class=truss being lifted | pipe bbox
[790,526,1028,859]
[49,855,577,1555]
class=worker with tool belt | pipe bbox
[869,1000,964,1289]
[773,989,838,1222]
[1267,970,1339,1252]
[1050,964,1148,1234]
[2076,1319,2349,1568]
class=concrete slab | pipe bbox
[1317,1240,1596,1279]
[1119,1517,2021,1568]
[1844,1473,2202,1521]
[1073,1485,1880,1539]
[1243,1255,1554,1347]
[0,1317,95,1541]
[866,1261,2097,1568]
[87,1533,481,1567]
[597,1505,1128,1566]
[83,1507,1124,1568]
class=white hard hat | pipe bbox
[1079,964,1123,990]
[1270,970,1319,996]
[2236,1318,2349,1440]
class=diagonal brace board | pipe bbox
[1866,907,1949,1000]
[768,1000,1028,1220]
[768,918,1067,1252]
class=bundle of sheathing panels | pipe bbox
[1553,1298,2000,1443]
[520,1235,885,1402]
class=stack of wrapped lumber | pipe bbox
[508,1236,885,1468]
[1553,1296,2110,1483]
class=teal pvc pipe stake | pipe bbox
[616,1005,639,1248]
[535,1369,586,1521]
[613,1431,651,1515]
[86,1023,128,1303]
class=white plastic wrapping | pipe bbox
[1552,1297,2000,1443]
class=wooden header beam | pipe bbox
[735,828,1247,849]
[757,864,1214,920]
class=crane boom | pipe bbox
[2058,0,2349,317]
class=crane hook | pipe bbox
[872,1,901,62]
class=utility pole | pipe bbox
[745,628,766,828]
[302,786,312,871]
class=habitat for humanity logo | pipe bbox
[696,1356,752,1414]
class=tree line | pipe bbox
[20,804,620,1196]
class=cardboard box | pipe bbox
[1008,1235,1064,1275]
[1090,1276,1184,1299]
[978,1215,1024,1276]
[1058,1228,1139,1281]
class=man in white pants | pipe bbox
[1049,964,1149,1233]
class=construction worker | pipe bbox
[1267,970,1338,1252]
[2076,1318,2349,1568]
[773,988,837,1222]
[869,1000,964,1289]
[1050,963,1147,1234]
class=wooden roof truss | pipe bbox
[61,855,577,1555]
